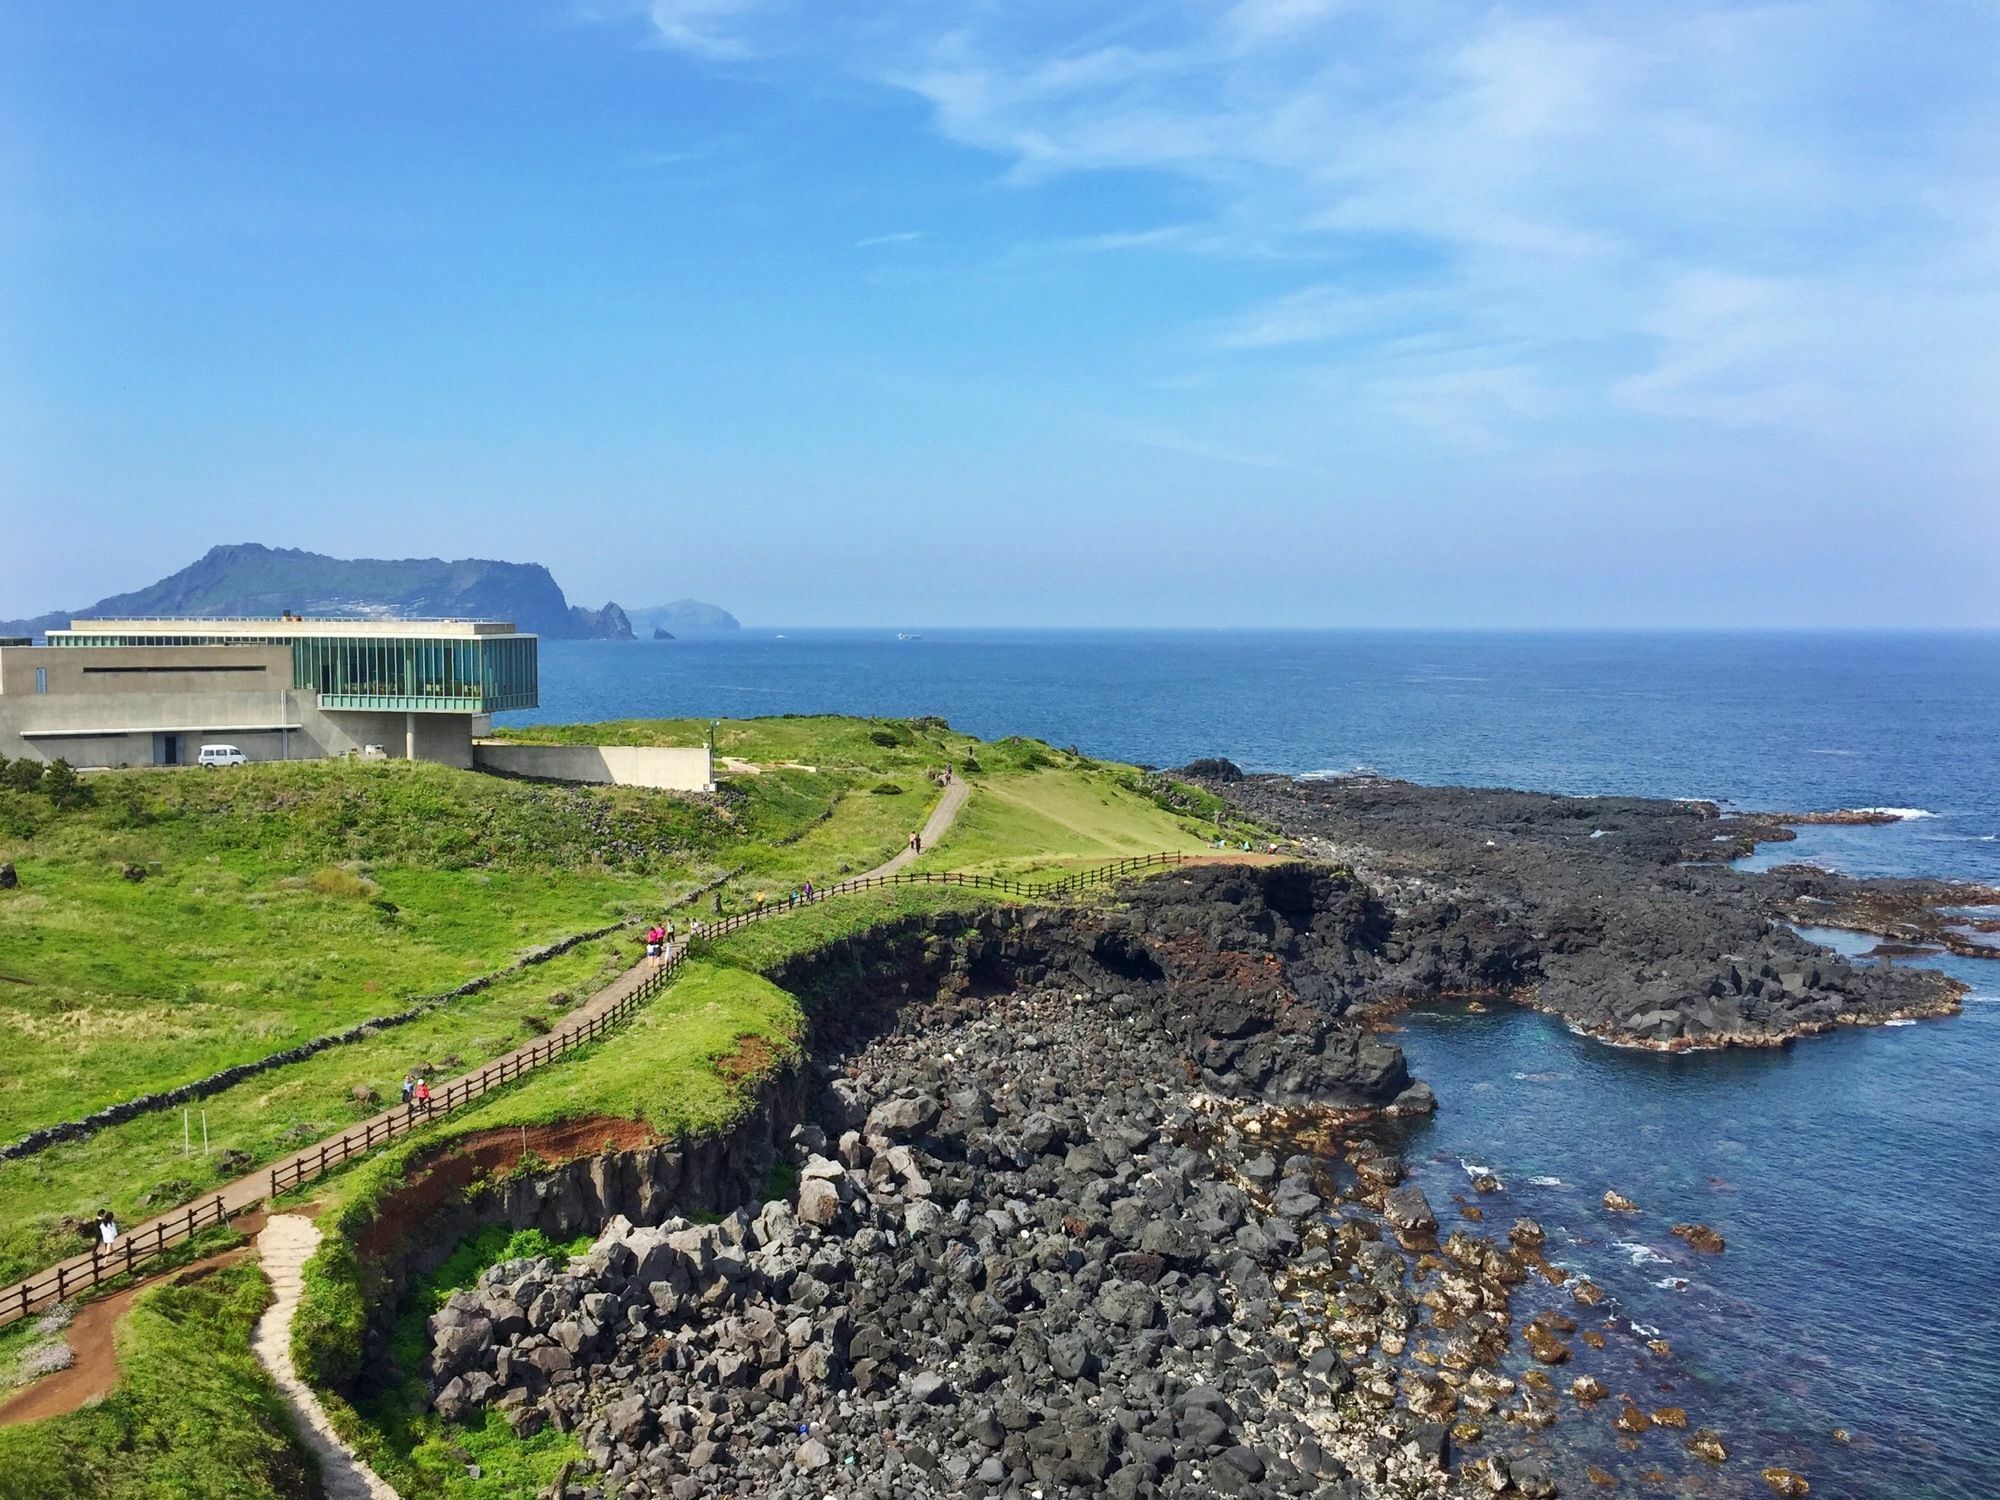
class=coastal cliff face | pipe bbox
[406,872,1560,1499]
[1204,775,1964,1048]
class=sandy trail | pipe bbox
[250,1214,400,1500]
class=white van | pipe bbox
[197,744,247,768]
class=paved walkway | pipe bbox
[251,1214,400,1499]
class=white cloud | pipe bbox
[854,230,927,248]
[644,0,764,60]
[622,0,2000,454]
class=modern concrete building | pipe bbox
[0,617,538,769]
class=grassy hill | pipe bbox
[0,717,1231,1288]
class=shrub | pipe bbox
[867,729,901,748]
[41,759,91,810]
[868,782,905,796]
[292,1234,367,1394]
[2,758,43,793]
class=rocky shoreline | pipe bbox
[1197,772,1972,1049]
[379,775,1988,1497]
[406,869,1765,1498]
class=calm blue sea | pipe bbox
[508,630,2000,1498]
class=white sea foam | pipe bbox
[1457,1158,1492,1179]
[1852,807,1936,821]
[1614,1241,1672,1268]
[1297,765,1385,783]
[1527,1175,1565,1188]
[1590,829,1608,839]
[1630,1322,1661,1337]
[1654,1276,1691,1292]
[1885,1018,1917,1027]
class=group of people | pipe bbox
[644,921,677,966]
[400,1073,433,1114]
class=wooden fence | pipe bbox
[0,850,1191,1326]
[1,1197,229,1329]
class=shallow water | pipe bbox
[1385,951,2000,1499]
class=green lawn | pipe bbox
[0,760,731,1141]
[922,765,1222,874]
[417,959,804,1141]
[0,1260,315,1500]
[0,933,631,1287]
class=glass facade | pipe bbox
[50,631,537,714]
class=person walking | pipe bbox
[400,1074,416,1110]
[414,1077,432,1115]
[645,925,663,965]
[94,1210,117,1265]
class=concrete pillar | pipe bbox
[405,712,416,761]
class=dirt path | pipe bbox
[864,776,970,878]
[250,1214,399,1500]
[0,1237,255,1428]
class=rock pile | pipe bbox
[420,973,1556,1498]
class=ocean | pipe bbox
[505,629,2000,1498]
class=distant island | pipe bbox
[0,543,737,643]
[626,599,741,636]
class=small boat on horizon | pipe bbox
[897,632,922,640]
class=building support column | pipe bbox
[405,712,416,762]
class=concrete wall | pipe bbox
[473,741,714,791]
[0,642,291,698]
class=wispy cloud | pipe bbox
[643,0,765,61]
[854,230,927,248]
[621,0,2000,454]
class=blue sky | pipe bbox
[4,1,1997,627]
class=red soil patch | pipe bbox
[715,1033,779,1083]
[356,1115,658,1261]
[0,1247,251,1428]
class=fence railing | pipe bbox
[1,1196,229,1329]
[0,849,1193,1327]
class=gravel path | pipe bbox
[251,1214,400,1500]
[864,776,970,877]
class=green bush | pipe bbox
[867,729,901,748]
[40,759,90,811]
[868,781,905,796]
[1,759,42,793]
[293,1232,367,1394]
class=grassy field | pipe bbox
[0,933,631,1286]
[924,765,1223,874]
[0,1260,315,1500]
[0,761,729,1140]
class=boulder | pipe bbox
[1382,1185,1436,1235]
